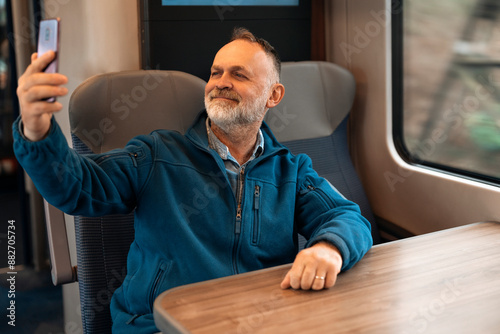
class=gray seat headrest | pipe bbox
[266,61,356,142]
[70,70,206,153]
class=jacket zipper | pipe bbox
[94,151,139,167]
[301,184,336,208]
[253,185,260,244]
[232,167,245,274]
[129,152,138,167]
[300,184,315,195]
[95,152,125,164]
[149,264,167,310]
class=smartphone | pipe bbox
[37,18,60,102]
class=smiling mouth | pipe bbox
[209,89,241,103]
[212,96,238,102]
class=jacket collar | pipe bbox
[186,111,288,160]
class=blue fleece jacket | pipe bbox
[13,112,372,333]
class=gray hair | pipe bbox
[230,27,281,84]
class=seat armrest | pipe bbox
[44,200,77,285]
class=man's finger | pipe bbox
[23,100,64,117]
[311,272,327,290]
[25,50,56,75]
[300,265,316,290]
[24,72,68,88]
[324,273,337,289]
[282,262,305,290]
[19,72,68,101]
[280,271,291,289]
[21,84,68,105]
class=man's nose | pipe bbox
[215,73,233,90]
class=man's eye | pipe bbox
[235,73,246,79]
[211,72,220,77]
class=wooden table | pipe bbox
[154,222,500,333]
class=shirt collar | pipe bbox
[206,117,264,163]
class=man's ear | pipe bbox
[266,83,285,109]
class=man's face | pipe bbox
[204,39,275,133]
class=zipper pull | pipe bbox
[129,152,138,167]
[235,208,242,234]
[254,185,260,210]
[300,184,315,195]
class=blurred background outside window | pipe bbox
[403,0,500,180]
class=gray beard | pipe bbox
[204,90,268,134]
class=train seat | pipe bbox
[44,61,378,333]
[45,69,207,333]
[266,61,379,244]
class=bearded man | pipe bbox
[13,27,372,333]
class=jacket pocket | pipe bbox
[252,184,261,245]
[148,260,172,311]
[300,180,337,209]
[93,148,144,168]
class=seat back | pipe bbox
[266,61,380,244]
[69,70,206,333]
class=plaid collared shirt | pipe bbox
[206,118,264,196]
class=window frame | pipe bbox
[391,0,500,187]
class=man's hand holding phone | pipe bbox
[17,18,68,142]
[17,51,68,141]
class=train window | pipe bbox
[394,0,500,183]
